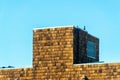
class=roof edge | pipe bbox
[33,25,74,31]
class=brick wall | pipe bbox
[0,26,120,80]
[33,26,74,79]
[0,68,33,80]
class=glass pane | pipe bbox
[87,41,96,58]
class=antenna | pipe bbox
[84,26,86,30]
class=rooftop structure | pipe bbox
[0,26,120,80]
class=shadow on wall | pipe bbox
[82,75,89,80]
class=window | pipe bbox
[87,41,96,58]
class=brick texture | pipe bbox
[0,68,33,80]
[0,26,120,80]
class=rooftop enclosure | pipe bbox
[73,27,99,64]
[0,26,120,80]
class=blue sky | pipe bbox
[0,0,120,68]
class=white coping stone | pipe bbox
[0,67,32,70]
[33,25,74,32]
[73,62,120,66]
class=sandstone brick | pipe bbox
[1,26,120,80]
